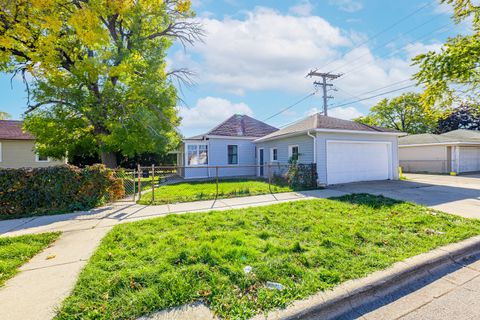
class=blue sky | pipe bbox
[0,0,466,137]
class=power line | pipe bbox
[331,84,417,108]
[262,92,316,121]
[315,1,435,72]
[306,71,342,116]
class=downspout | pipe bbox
[307,131,316,163]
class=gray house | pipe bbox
[179,113,403,185]
[178,114,277,179]
[399,129,480,174]
[254,113,403,185]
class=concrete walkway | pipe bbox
[0,189,345,320]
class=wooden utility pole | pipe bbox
[306,71,341,116]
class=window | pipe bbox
[35,154,50,162]
[289,145,299,161]
[271,148,278,161]
[186,144,208,166]
[227,145,238,165]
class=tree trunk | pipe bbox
[100,151,118,168]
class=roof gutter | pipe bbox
[399,141,480,147]
[307,131,316,163]
[315,129,406,136]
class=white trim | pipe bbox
[270,147,278,162]
[399,142,480,147]
[257,147,264,176]
[254,128,404,143]
[0,142,2,162]
[35,154,50,163]
[288,145,299,160]
[184,142,209,167]
[227,144,239,165]
[326,140,394,185]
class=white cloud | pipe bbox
[404,42,442,59]
[329,0,363,13]
[178,96,253,136]
[289,0,314,16]
[305,106,363,120]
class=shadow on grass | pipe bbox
[330,193,405,209]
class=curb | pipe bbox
[255,235,480,320]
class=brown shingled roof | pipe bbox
[0,120,34,140]
[255,113,400,142]
[187,114,278,139]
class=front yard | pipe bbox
[137,179,294,205]
[56,194,480,319]
[0,232,61,286]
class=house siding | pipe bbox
[254,134,314,164]
[0,139,67,169]
[182,138,257,178]
[316,132,399,185]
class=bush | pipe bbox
[0,164,124,218]
[286,163,318,190]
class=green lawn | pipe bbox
[0,232,61,286]
[137,179,294,205]
[55,195,480,320]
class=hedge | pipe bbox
[0,164,124,218]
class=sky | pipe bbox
[0,0,470,137]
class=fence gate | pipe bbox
[111,169,137,202]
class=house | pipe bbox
[399,129,480,174]
[0,120,67,169]
[254,113,403,185]
[179,113,403,185]
[178,114,278,178]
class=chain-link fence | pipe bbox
[111,163,317,205]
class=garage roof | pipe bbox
[255,113,399,142]
[0,120,34,140]
[400,129,480,146]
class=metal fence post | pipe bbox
[132,169,136,202]
[267,163,272,194]
[151,164,155,204]
[215,166,219,200]
[137,164,142,200]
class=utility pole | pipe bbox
[306,70,341,116]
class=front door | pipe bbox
[259,148,264,176]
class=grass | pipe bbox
[0,232,61,286]
[137,179,294,205]
[56,194,480,320]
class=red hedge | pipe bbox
[0,164,124,218]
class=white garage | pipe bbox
[326,141,392,185]
[399,130,480,174]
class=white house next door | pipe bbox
[326,140,392,185]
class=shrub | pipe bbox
[0,164,123,218]
[286,163,318,190]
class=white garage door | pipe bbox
[327,141,391,185]
[459,147,480,173]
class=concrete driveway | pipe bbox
[329,173,480,219]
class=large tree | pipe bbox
[413,0,480,107]
[0,0,201,167]
[354,92,439,134]
[436,104,480,133]
[0,111,10,120]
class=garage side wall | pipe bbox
[254,134,314,164]
[316,133,399,185]
[399,145,449,173]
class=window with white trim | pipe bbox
[187,144,208,166]
[35,154,50,162]
[227,145,238,165]
[271,148,278,161]
[288,145,299,161]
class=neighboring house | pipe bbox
[0,120,67,169]
[399,129,480,174]
[180,113,403,185]
[254,113,403,185]
[178,114,278,179]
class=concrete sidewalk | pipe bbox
[0,189,345,320]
